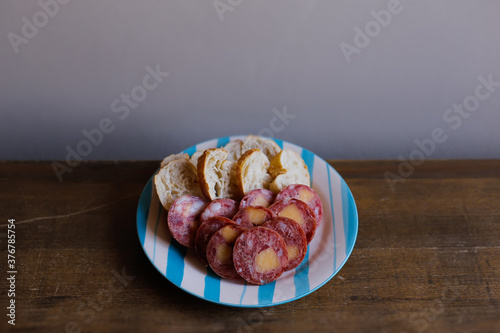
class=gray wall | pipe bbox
[1,0,499,161]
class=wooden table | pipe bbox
[1,160,499,333]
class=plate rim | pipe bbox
[136,135,358,307]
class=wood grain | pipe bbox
[1,160,499,333]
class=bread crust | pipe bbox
[197,148,228,200]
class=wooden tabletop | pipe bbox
[1,160,499,333]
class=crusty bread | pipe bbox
[269,149,310,193]
[160,153,189,168]
[154,159,202,210]
[236,149,272,196]
[197,148,234,200]
[189,151,203,168]
[242,135,281,161]
[220,159,240,199]
[224,140,243,162]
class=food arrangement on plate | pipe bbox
[154,135,324,285]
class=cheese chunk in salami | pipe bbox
[206,225,246,279]
[268,198,317,244]
[200,198,239,222]
[233,227,288,285]
[263,217,307,270]
[232,206,274,229]
[195,216,236,266]
[239,189,276,209]
[275,184,323,225]
[167,195,208,247]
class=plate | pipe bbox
[136,136,358,307]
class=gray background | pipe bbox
[1,0,499,161]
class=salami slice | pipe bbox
[232,206,274,229]
[263,217,307,270]
[275,184,323,225]
[167,195,208,247]
[233,227,288,285]
[195,216,237,266]
[206,224,246,279]
[200,198,239,222]
[268,198,317,244]
[239,189,276,209]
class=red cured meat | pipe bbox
[263,217,307,270]
[239,189,276,209]
[167,195,208,247]
[268,198,317,244]
[233,227,288,285]
[200,198,239,222]
[275,184,323,225]
[232,206,274,229]
[195,216,237,266]
[206,224,246,280]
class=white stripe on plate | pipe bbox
[274,270,297,303]
[219,279,246,304]
[240,283,260,305]
[307,157,336,287]
[153,208,170,274]
[180,251,207,297]
[331,170,346,269]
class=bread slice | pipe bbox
[154,159,202,210]
[189,151,203,168]
[160,153,189,168]
[242,135,281,161]
[224,140,243,162]
[220,159,240,199]
[197,148,233,200]
[236,149,272,196]
[269,149,310,193]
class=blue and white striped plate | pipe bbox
[136,136,358,307]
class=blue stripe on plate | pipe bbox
[258,281,276,305]
[273,138,284,149]
[137,179,152,246]
[152,204,163,262]
[183,145,197,156]
[341,180,357,250]
[327,164,337,270]
[216,136,230,148]
[301,149,315,183]
[166,241,187,286]
[204,269,221,302]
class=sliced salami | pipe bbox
[232,206,274,229]
[263,217,307,270]
[200,198,239,222]
[268,198,317,244]
[167,195,208,247]
[206,224,246,280]
[195,216,237,266]
[275,184,323,225]
[233,227,288,285]
[239,189,276,209]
